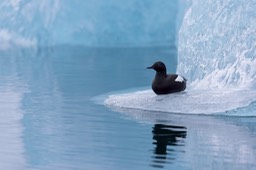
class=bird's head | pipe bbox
[147,61,167,73]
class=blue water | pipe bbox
[1,46,256,170]
[1,0,256,170]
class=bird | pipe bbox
[147,61,187,95]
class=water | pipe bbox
[0,47,255,170]
[1,0,256,170]
[0,46,176,170]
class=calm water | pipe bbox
[0,46,256,170]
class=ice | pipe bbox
[178,0,256,89]
[105,88,256,116]
[0,0,181,48]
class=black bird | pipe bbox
[147,61,187,95]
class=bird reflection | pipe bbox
[151,124,187,168]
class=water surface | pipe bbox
[0,46,256,170]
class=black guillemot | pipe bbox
[147,61,187,95]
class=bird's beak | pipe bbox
[147,65,153,69]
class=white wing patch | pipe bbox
[175,75,184,83]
